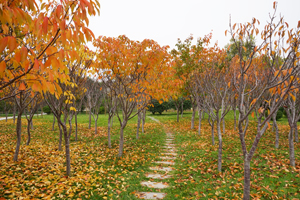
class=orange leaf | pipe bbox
[42,17,48,34]
[251,112,254,118]
[19,82,26,91]
[8,37,17,52]
[20,46,28,62]
[15,50,21,62]
[33,59,39,70]
[0,37,8,53]
[0,61,6,74]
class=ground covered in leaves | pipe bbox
[0,112,299,199]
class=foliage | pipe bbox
[99,106,105,114]
[147,99,169,115]
[42,105,52,114]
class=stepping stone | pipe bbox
[159,156,176,160]
[166,139,174,141]
[141,181,169,189]
[135,192,166,199]
[164,149,176,153]
[161,153,177,156]
[163,146,175,149]
[154,161,174,165]
[149,166,174,172]
[145,173,172,179]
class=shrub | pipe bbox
[99,106,105,114]
[42,106,52,114]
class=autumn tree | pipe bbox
[227,2,300,199]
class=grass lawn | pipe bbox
[0,111,299,199]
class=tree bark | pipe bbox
[243,158,251,200]
[222,118,225,134]
[26,119,31,145]
[273,114,279,148]
[142,109,146,133]
[191,106,196,130]
[58,122,63,151]
[94,116,98,135]
[176,108,179,122]
[198,108,202,136]
[234,107,237,131]
[75,113,78,141]
[13,112,22,161]
[217,118,222,172]
[136,111,141,139]
[118,123,126,157]
[62,124,71,176]
[294,123,298,143]
[89,110,92,129]
[52,114,55,131]
[13,104,16,124]
[108,116,112,148]
[288,127,295,167]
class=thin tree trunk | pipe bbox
[181,101,184,118]
[26,120,31,145]
[294,123,298,142]
[136,111,141,139]
[222,118,225,134]
[243,158,251,200]
[176,108,179,122]
[198,108,202,136]
[234,107,237,131]
[62,125,71,176]
[217,118,222,172]
[58,122,63,151]
[288,127,295,167]
[111,115,114,128]
[142,109,146,133]
[75,113,78,141]
[273,114,279,148]
[89,110,92,129]
[13,104,16,124]
[52,114,55,131]
[108,116,112,148]
[191,106,196,130]
[13,112,22,161]
[119,124,125,157]
[94,115,98,135]
[5,110,8,122]
[211,120,215,145]
[30,120,33,130]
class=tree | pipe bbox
[227,3,300,199]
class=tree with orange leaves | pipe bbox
[93,35,171,157]
[226,2,300,199]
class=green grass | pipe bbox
[0,111,299,199]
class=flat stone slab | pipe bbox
[135,192,166,199]
[149,166,174,172]
[153,161,174,165]
[163,146,175,149]
[145,173,172,179]
[141,181,169,189]
[159,156,176,160]
[161,153,177,156]
[164,149,176,153]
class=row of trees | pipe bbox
[167,3,300,199]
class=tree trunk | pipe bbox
[273,114,279,148]
[191,106,196,130]
[13,112,22,161]
[288,127,295,167]
[198,108,202,136]
[52,114,55,131]
[142,109,146,133]
[5,110,8,122]
[176,108,179,122]
[89,110,92,129]
[111,115,114,128]
[243,158,251,200]
[136,111,141,139]
[58,122,63,151]
[181,101,184,118]
[13,104,16,124]
[30,120,33,130]
[75,113,78,141]
[94,117,98,135]
[211,120,215,145]
[118,124,125,157]
[26,120,31,145]
[222,118,225,134]
[217,119,222,172]
[108,116,112,148]
[234,107,237,131]
[62,124,71,176]
[294,123,298,143]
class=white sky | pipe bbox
[87,0,300,50]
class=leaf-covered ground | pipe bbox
[0,114,166,199]
[0,112,299,199]
[152,112,300,199]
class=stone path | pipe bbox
[136,118,176,199]
[0,113,47,121]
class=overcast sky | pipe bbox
[87,0,300,50]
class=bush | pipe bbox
[42,106,52,114]
[99,106,105,114]
[147,99,168,115]
[276,110,283,120]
